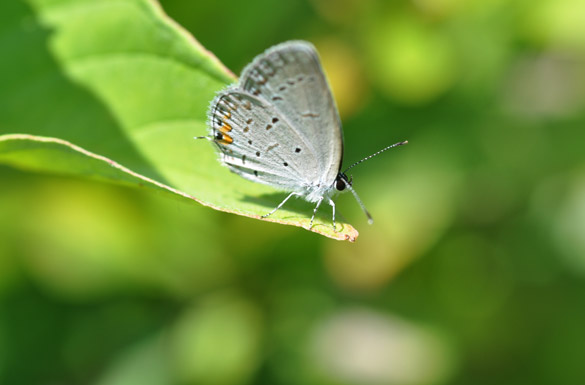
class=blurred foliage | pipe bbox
[1,0,585,384]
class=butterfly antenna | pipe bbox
[194,136,211,140]
[341,177,374,224]
[343,140,408,174]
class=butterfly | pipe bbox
[197,41,407,230]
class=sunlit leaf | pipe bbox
[0,0,358,241]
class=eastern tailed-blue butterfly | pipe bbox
[197,41,407,230]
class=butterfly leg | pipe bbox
[262,191,297,219]
[328,198,337,231]
[309,197,324,229]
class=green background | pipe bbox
[2,0,585,384]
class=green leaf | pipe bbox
[0,0,358,241]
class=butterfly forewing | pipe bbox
[239,41,343,187]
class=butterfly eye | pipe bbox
[335,173,352,191]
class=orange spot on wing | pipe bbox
[220,134,233,144]
[220,123,232,133]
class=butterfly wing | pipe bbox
[208,88,322,192]
[238,41,343,187]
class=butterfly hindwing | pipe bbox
[208,88,322,191]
